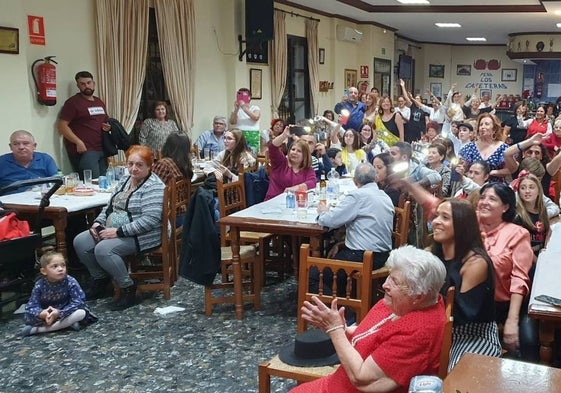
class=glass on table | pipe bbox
[83,169,93,186]
[65,172,80,194]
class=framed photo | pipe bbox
[344,69,358,88]
[319,48,325,65]
[0,26,19,54]
[429,64,445,78]
[430,83,442,99]
[249,68,262,100]
[456,64,471,76]
[502,69,517,82]
[480,89,492,99]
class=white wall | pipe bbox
[0,0,526,174]
[0,0,97,172]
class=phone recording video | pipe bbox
[236,91,250,104]
[288,125,305,136]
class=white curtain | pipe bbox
[305,19,320,116]
[270,11,287,118]
[154,0,196,134]
[94,0,149,132]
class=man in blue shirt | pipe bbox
[333,87,365,131]
[0,130,58,194]
[195,115,227,159]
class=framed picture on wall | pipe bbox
[430,83,442,99]
[502,69,517,82]
[456,64,471,76]
[319,48,325,65]
[249,68,262,99]
[345,69,358,88]
[429,64,445,78]
[480,89,492,99]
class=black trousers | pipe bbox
[496,299,539,362]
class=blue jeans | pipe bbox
[69,151,108,179]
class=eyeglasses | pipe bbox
[214,122,226,126]
[224,136,235,140]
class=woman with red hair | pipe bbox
[74,145,166,311]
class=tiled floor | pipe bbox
[0,275,300,392]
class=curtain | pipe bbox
[94,0,149,132]
[305,19,319,116]
[154,0,196,134]
[270,11,287,119]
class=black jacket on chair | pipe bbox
[104,118,131,157]
[179,187,220,286]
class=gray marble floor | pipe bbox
[0,276,300,393]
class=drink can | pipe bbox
[98,176,108,189]
[408,375,442,393]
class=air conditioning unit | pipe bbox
[336,25,363,43]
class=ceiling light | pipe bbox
[466,37,487,42]
[557,23,561,28]
[397,0,430,4]
[435,23,461,28]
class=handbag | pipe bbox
[0,212,31,241]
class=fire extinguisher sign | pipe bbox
[27,15,46,46]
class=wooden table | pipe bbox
[2,190,110,258]
[219,194,326,320]
[443,353,561,393]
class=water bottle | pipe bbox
[285,190,295,209]
[106,162,115,185]
[326,167,340,201]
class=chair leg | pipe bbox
[204,286,213,316]
[258,361,272,393]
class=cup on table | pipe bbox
[203,148,211,161]
[65,172,80,194]
[83,169,93,186]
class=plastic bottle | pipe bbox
[319,171,327,205]
[106,161,115,185]
[285,190,295,209]
[326,167,340,201]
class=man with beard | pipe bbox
[57,71,111,178]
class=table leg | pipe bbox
[52,214,68,259]
[230,227,243,320]
[538,321,555,365]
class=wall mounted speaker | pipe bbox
[245,0,274,41]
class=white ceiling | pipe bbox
[283,0,561,45]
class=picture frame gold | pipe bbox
[249,68,262,100]
[0,26,19,54]
[344,69,357,88]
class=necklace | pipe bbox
[351,312,399,347]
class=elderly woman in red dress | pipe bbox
[291,246,446,393]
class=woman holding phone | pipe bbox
[229,87,260,131]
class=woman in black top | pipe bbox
[430,198,501,371]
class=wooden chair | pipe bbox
[439,286,455,379]
[297,244,373,333]
[172,178,191,283]
[371,201,412,304]
[126,182,175,300]
[217,172,273,290]
[204,174,261,315]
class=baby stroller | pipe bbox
[0,177,62,318]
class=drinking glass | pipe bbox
[83,169,93,186]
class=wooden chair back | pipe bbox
[438,286,455,379]
[392,200,411,248]
[128,182,175,299]
[172,178,191,281]
[297,244,373,333]
[216,173,247,246]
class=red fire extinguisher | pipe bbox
[31,56,57,106]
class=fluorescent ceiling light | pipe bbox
[397,0,430,4]
[466,37,487,42]
[557,23,561,28]
[435,23,461,28]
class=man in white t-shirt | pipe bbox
[229,87,261,154]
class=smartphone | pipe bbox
[236,91,250,104]
[289,126,305,136]
[95,225,106,234]
[535,294,561,307]
[343,88,349,97]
